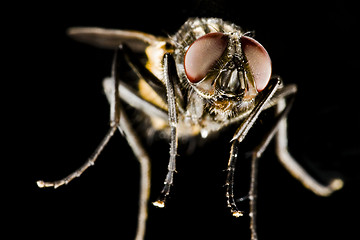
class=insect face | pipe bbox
[174,19,272,103]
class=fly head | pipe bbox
[173,18,272,105]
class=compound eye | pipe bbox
[240,36,272,92]
[184,32,228,83]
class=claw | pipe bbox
[232,210,244,218]
[152,200,165,208]
[36,180,45,188]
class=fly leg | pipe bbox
[114,99,151,240]
[226,77,282,218]
[246,86,296,240]
[229,78,343,240]
[111,46,184,209]
[36,128,117,188]
[108,47,184,228]
[103,46,151,240]
[275,99,343,197]
[152,53,180,208]
[226,77,299,240]
[226,140,244,217]
[38,46,153,240]
[119,46,183,208]
[35,47,127,189]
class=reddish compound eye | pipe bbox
[184,32,228,83]
[240,36,272,92]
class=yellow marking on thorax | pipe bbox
[138,78,168,130]
[137,41,172,131]
[138,41,169,111]
[145,41,170,81]
[138,79,167,110]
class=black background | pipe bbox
[8,1,359,239]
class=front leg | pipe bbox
[153,53,179,208]
[226,77,282,217]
